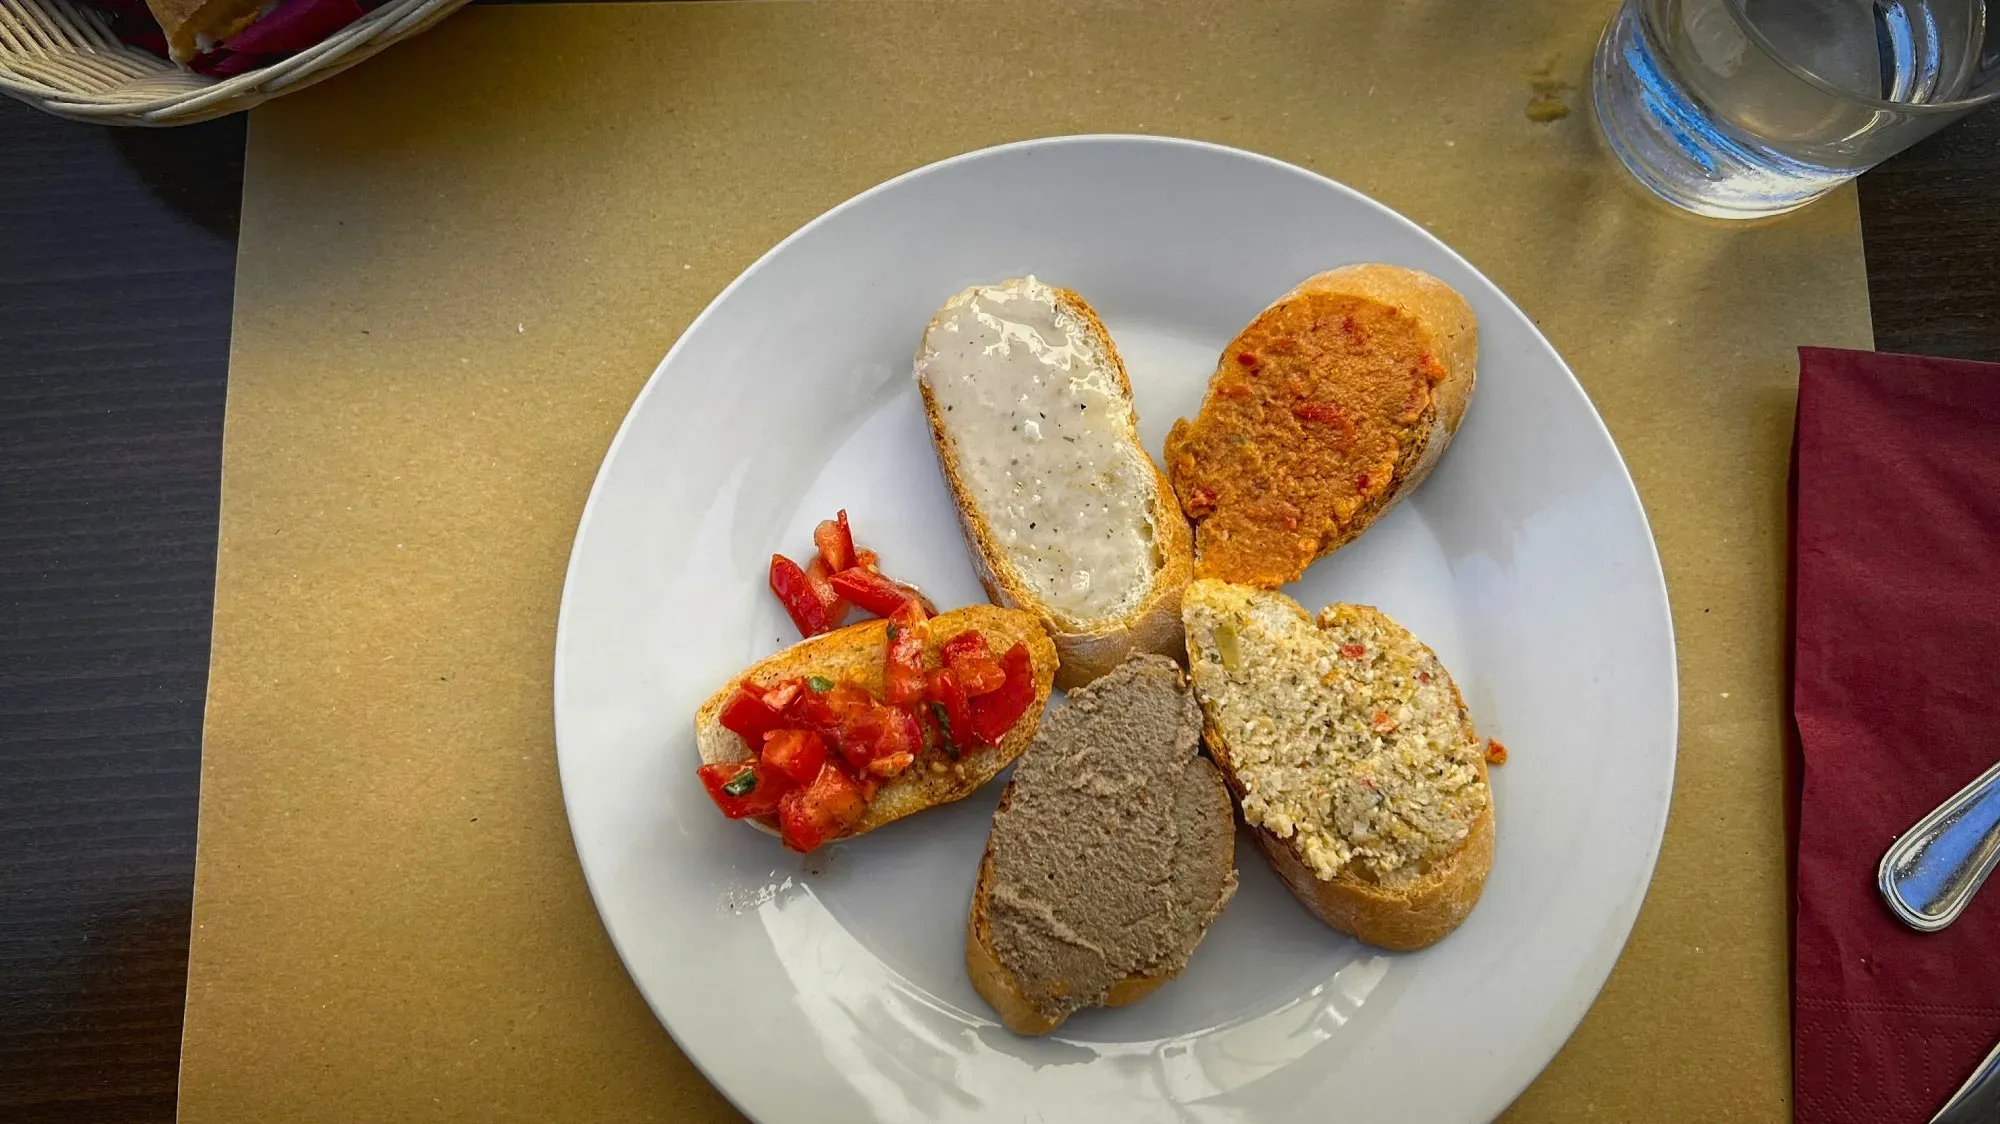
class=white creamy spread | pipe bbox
[916,277,1160,624]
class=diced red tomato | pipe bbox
[834,706,889,772]
[782,685,835,731]
[697,760,791,819]
[824,680,875,719]
[883,614,927,706]
[924,667,973,753]
[761,679,803,712]
[778,763,869,852]
[813,510,857,574]
[760,729,828,786]
[870,707,921,775]
[831,568,929,620]
[828,696,922,773]
[803,557,849,627]
[941,631,1006,696]
[770,554,833,637]
[966,643,1036,747]
[718,687,786,747]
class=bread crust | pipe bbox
[1166,264,1477,588]
[917,282,1194,690]
[692,604,1057,841]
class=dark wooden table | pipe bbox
[1,83,1996,1122]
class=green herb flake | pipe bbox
[722,767,758,797]
[929,703,960,759]
[807,676,834,693]
[886,623,899,641]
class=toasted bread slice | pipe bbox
[1166,264,1477,588]
[967,655,1236,1034]
[916,277,1194,690]
[1181,580,1491,950]
[694,605,1057,841]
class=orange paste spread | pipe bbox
[1166,292,1444,587]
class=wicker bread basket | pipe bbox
[0,0,467,125]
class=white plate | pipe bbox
[554,136,1677,1124]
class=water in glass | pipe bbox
[1594,0,2000,217]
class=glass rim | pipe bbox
[1723,0,2000,115]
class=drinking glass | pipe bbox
[1592,0,2000,218]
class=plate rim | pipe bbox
[552,132,1680,1122]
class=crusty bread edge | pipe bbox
[917,282,1193,690]
[1186,585,1494,950]
[691,604,1057,842]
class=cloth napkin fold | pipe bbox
[1792,346,2000,1124]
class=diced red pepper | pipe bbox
[924,667,973,753]
[1340,643,1367,660]
[770,554,833,637]
[760,729,828,786]
[718,687,786,748]
[883,614,927,706]
[778,763,868,852]
[966,643,1036,747]
[831,568,931,620]
[697,760,791,819]
[941,631,1006,696]
[803,557,849,627]
[813,510,857,574]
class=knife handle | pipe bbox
[1880,760,2000,932]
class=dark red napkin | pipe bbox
[1792,347,2000,1123]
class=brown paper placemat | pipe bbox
[179,2,1871,1120]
